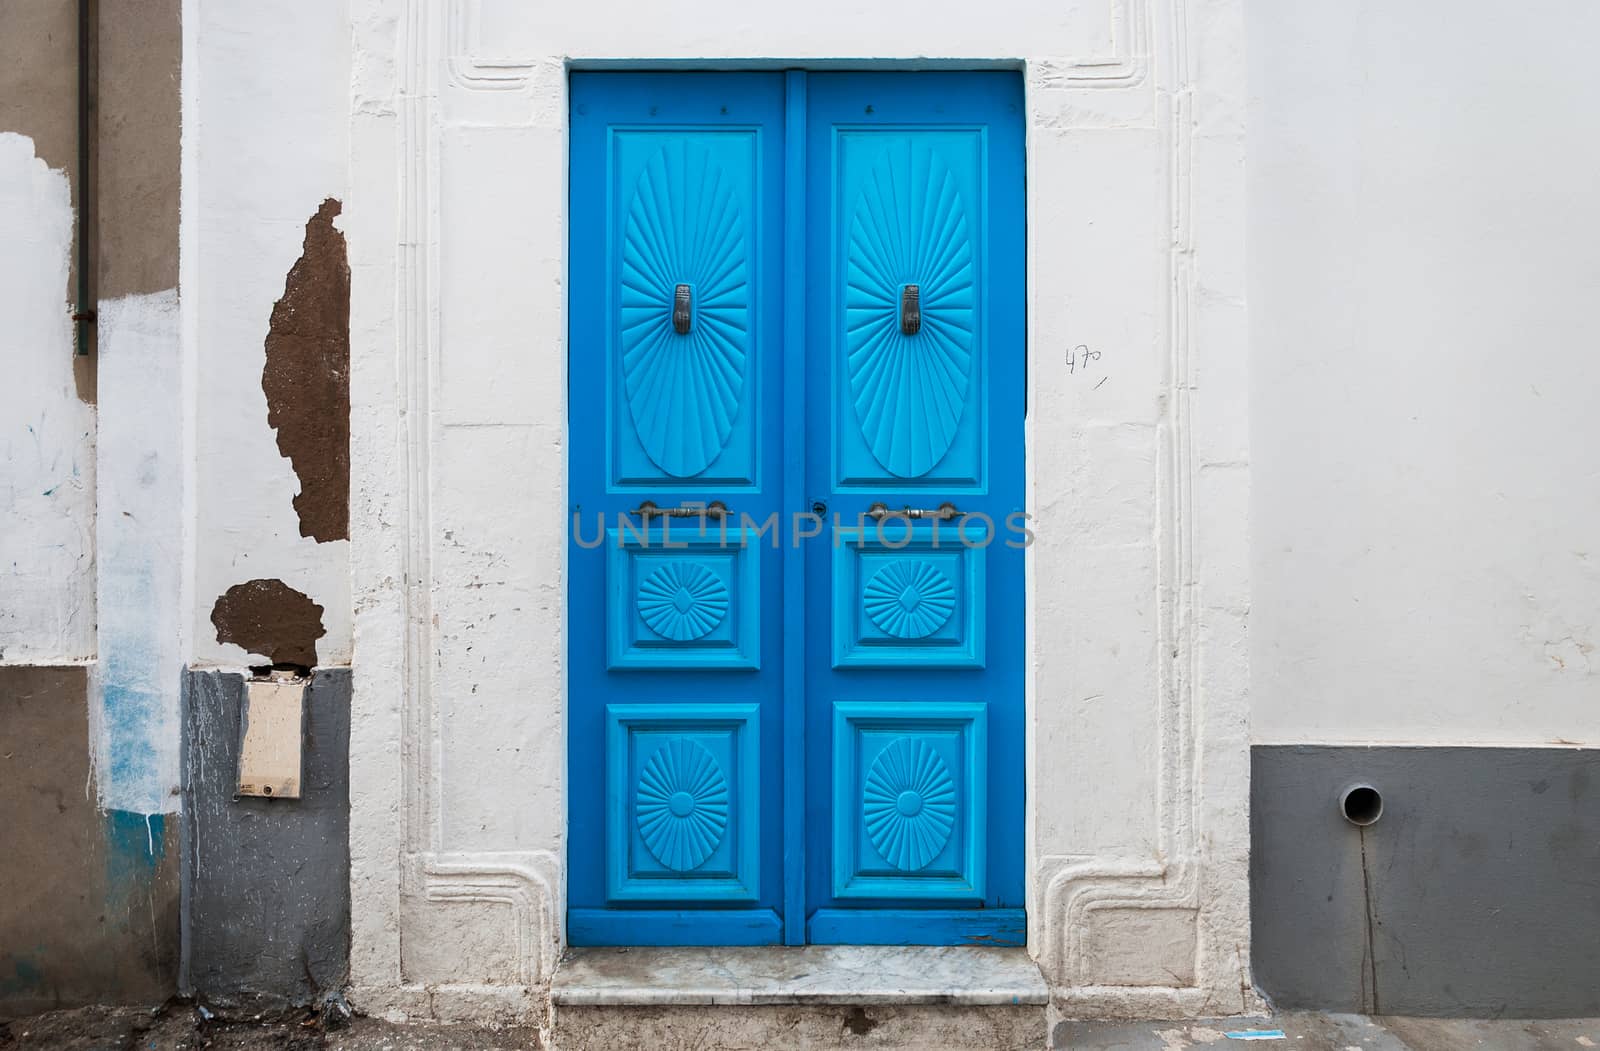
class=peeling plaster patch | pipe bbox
[211,580,327,669]
[94,290,183,815]
[263,198,350,543]
[0,132,95,662]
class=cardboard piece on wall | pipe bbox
[237,678,306,798]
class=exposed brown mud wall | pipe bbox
[262,198,350,544]
[210,580,327,669]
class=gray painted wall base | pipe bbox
[1251,745,1600,1017]
[180,668,350,1012]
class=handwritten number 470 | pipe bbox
[1065,344,1102,374]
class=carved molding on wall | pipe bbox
[444,0,1148,90]
[1041,0,1151,88]
[1035,0,1223,1009]
[445,0,536,91]
[421,852,561,986]
[394,0,561,998]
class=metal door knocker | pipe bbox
[900,283,921,335]
[673,283,692,334]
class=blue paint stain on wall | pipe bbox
[0,954,43,997]
[103,679,162,792]
[97,553,180,813]
[105,808,165,897]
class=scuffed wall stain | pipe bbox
[210,579,327,669]
[263,198,350,543]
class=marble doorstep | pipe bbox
[550,945,1049,1007]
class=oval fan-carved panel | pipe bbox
[846,142,976,478]
[637,737,730,872]
[620,141,750,478]
[863,737,958,871]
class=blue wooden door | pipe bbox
[569,71,1024,946]
[568,73,788,946]
[802,73,1026,944]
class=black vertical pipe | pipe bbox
[73,0,95,355]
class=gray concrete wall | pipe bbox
[180,669,351,1012]
[1251,746,1600,1016]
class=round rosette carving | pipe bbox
[637,561,729,641]
[863,559,956,639]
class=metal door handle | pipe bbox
[866,501,960,521]
[629,500,730,520]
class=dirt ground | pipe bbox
[0,1002,539,1051]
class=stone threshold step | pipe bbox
[550,945,1049,1007]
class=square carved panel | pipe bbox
[606,526,760,670]
[831,700,986,900]
[832,521,986,668]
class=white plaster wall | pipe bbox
[94,290,185,815]
[0,117,184,820]
[187,0,353,668]
[0,133,95,664]
[1248,1,1600,745]
[339,0,1252,1022]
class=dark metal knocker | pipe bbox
[673,284,692,334]
[900,283,921,335]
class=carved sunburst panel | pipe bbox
[619,139,751,479]
[845,139,977,480]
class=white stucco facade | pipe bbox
[5,0,1597,1028]
[1247,0,1600,747]
[187,2,354,670]
[327,0,1253,1022]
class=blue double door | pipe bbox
[568,71,1025,946]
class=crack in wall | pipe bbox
[1358,827,1380,1014]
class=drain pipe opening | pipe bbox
[1339,784,1383,827]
